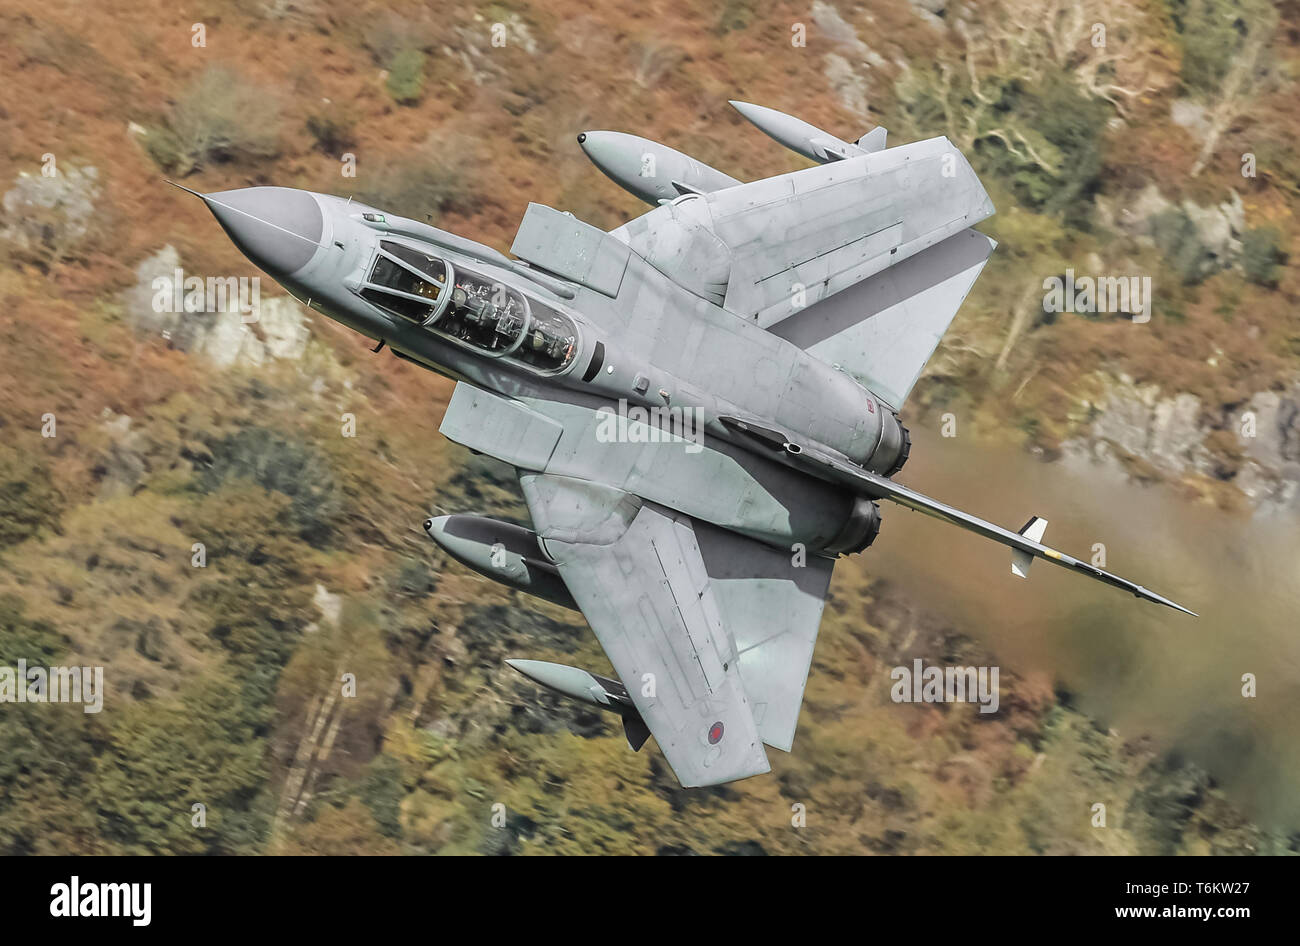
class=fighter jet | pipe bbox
[180,100,1194,788]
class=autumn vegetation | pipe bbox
[0,0,1295,854]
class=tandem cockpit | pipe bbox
[357,239,579,373]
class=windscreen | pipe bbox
[361,242,447,322]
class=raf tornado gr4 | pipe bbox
[182,101,1194,788]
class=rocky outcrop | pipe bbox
[1094,184,1245,282]
[122,244,315,370]
[442,13,537,88]
[1,165,100,265]
[904,0,947,29]
[1061,373,1300,508]
[1235,388,1300,505]
[95,410,149,499]
[810,2,889,117]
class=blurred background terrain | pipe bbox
[0,0,1296,854]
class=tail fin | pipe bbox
[1011,517,1048,577]
[857,126,888,153]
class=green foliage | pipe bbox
[439,451,528,523]
[95,673,270,854]
[972,74,1109,226]
[305,108,357,155]
[359,11,429,106]
[1166,0,1273,95]
[198,428,340,548]
[0,598,267,855]
[0,449,63,550]
[181,485,315,671]
[142,66,281,176]
[359,754,405,838]
[0,701,101,854]
[0,593,65,665]
[1128,754,1211,854]
[1241,226,1286,287]
[1151,206,1215,284]
[386,48,427,106]
[393,556,437,598]
[716,0,757,34]
[0,594,148,855]
[190,573,311,671]
[280,798,401,855]
[896,59,1110,228]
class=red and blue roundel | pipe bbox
[707,721,724,744]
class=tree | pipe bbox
[1165,0,1278,177]
[95,674,270,854]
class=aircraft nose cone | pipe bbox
[202,186,323,276]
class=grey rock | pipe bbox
[96,411,149,499]
[1063,374,1300,509]
[1096,184,1244,274]
[809,2,885,117]
[1170,98,1210,137]
[823,53,871,117]
[122,245,315,370]
[1,165,100,263]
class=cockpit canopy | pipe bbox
[361,242,445,321]
[358,240,578,373]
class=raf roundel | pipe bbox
[707,721,725,745]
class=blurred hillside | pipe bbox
[0,0,1296,854]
